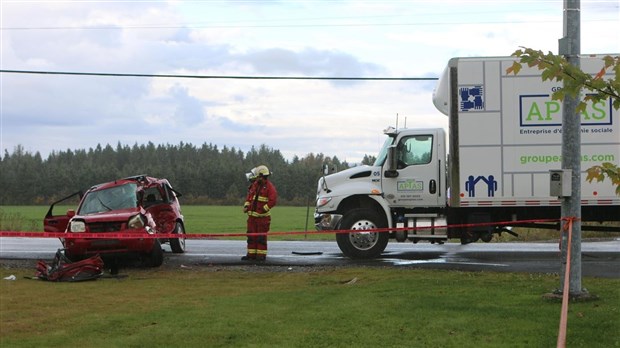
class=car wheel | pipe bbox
[336,208,388,259]
[147,239,164,267]
[170,222,186,254]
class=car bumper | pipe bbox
[62,235,157,256]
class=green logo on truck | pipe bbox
[519,95,612,126]
[397,180,423,191]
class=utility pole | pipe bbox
[558,0,585,296]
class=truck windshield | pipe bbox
[79,183,138,214]
[373,136,394,166]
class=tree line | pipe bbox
[0,142,376,206]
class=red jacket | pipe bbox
[244,179,277,218]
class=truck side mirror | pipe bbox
[384,145,399,178]
[323,163,338,175]
[67,209,76,218]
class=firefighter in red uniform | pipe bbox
[242,165,277,261]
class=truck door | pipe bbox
[382,131,443,208]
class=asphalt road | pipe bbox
[1,237,619,278]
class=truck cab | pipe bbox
[380,127,447,209]
[315,127,449,258]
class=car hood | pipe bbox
[75,207,143,222]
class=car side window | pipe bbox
[144,187,163,206]
[163,184,174,203]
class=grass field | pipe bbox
[0,205,333,241]
[1,266,619,347]
[1,205,618,243]
[1,206,619,347]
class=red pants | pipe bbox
[246,217,270,260]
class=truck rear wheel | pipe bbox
[336,208,388,259]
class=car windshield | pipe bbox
[79,183,138,214]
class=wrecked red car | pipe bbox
[44,175,186,267]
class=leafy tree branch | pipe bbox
[586,163,620,196]
[506,47,620,112]
[507,48,620,195]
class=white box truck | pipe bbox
[315,55,620,259]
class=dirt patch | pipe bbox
[1,259,33,269]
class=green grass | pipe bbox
[1,205,617,242]
[0,205,332,241]
[1,267,618,347]
[1,206,619,346]
[0,206,46,232]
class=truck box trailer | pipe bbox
[314,55,619,259]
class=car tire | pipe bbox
[147,239,164,267]
[170,222,186,254]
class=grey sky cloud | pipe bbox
[240,47,384,77]
[217,115,262,133]
[1,1,618,163]
[170,84,205,125]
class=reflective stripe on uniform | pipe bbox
[248,211,271,217]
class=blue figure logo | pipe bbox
[460,86,484,111]
[465,175,498,197]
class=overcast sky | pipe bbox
[1,0,619,163]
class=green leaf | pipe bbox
[506,62,522,75]
[575,102,588,114]
[551,90,565,101]
[512,49,524,57]
[585,166,603,183]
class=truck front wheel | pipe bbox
[336,208,388,259]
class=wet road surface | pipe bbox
[2,237,618,278]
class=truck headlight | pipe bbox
[317,197,332,208]
[128,215,146,229]
[69,220,86,232]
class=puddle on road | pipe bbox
[384,257,509,267]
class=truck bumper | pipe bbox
[314,213,342,230]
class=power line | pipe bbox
[0,19,570,31]
[0,69,438,81]
[2,18,616,31]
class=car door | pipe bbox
[43,191,82,233]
